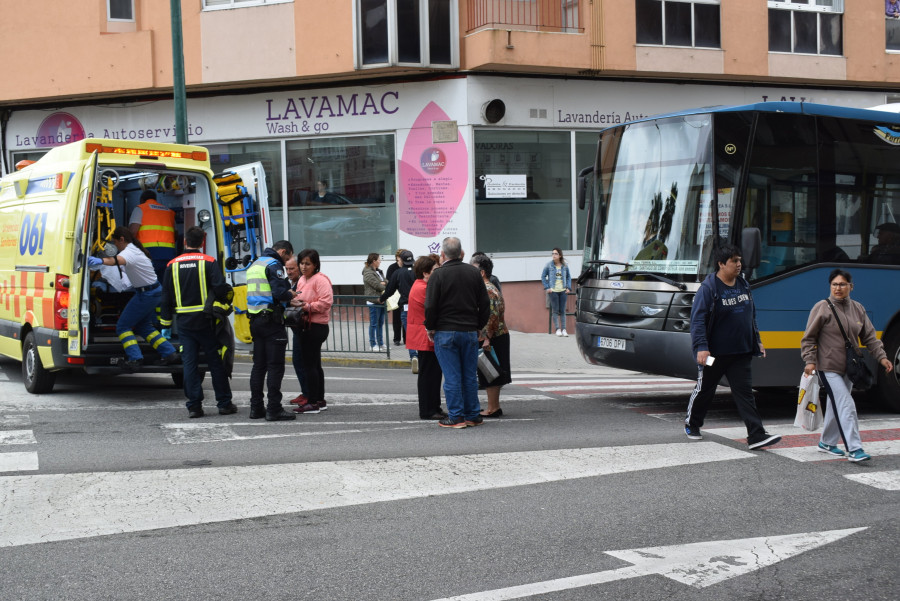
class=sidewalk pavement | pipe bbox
[233,330,629,376]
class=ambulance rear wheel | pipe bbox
[22,331,56,394]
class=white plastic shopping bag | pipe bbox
[793,371,823,431]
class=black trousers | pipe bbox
[299,322,329,404]
[391,308,404,343]
[417,350,443,417]
[249,316,288,412]
[684,353,765,441]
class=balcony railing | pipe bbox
[467,0,581,33]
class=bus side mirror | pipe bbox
[576,166,593,210]
[741,227,761,272]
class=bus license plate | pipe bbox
[597,337,626,350]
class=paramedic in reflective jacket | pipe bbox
[160,226,236,419]
[245,240,297,421]
[129,189,177,280]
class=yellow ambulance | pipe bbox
[0,139,229,393]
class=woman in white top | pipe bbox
[89,226,178,371]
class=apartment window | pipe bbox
[635,0,720,48]
[108,0,134,20]
[203,0,292,8]
[357,0,458,68]
[768,1,843,55]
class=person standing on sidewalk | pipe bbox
[541,248,571,337]
[381,250,418,373]
[284,256,309,406]
[425,237,490,428]
[684,243,781,450]
[386,249,407,346]
[246,240,296,421]
[408,255,446,420]
[160,226,236,419]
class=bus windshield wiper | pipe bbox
[613,270,687,291]
[578,260,630,284]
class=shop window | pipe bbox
[205,141,285,238]
[475,130,572,253]
[285,135,397,256]
[108,0,134,21]
[635,0,720,48]
[768,1,842,56]
[888,2,900,51]
[357,0,458,67]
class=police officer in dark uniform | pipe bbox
[160,226,236,419]
[245,240,296,421]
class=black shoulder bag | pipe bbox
[826,299,875,389]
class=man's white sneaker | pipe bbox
[562,329,568,337]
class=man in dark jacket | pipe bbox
[425,237,490,428]
[685,243,780,450]
[160,226,235,419]
[381,249,418,369]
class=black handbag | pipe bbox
[826,300,875,389]
[283,306,310,330]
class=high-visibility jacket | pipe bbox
[135,200,176,250]
[246,256,279,314]
[160,252,228,330]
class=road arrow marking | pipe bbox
[430,528,867,600]
[0,442,751,548]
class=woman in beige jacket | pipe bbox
[801,269,893,462]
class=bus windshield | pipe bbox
[591,115,718,280]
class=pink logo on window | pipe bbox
[36,112,86,147]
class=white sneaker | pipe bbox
[555,329,562,337]
[378,345,385,351]
[562,329,568,337]
[371,346,378,352]
[411,356,419,374]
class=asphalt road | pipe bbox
[0,358,897,601]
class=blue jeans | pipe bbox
[433,330,480,420]
[116,284,176,361]
[400,310,417,359]
[548,291,567,330]
[180,324,232,411]
[368,304,385,347]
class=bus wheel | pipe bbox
[22,331,56,394]
[877,329,900,412]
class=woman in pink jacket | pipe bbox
[291,248,333,414]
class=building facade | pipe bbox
[2,1,899,331]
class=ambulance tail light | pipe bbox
[53,275,70,330]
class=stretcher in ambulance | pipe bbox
[0,139,233,393]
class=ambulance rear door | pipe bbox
[214,162,273,287]
[67,152,99,356]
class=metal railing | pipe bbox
[324,294,396,357]
[467,0,581,33]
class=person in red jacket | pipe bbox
[407,255,446,420]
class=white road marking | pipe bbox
[161,419,536,444]
[705,418,900,441]
[844,470,900,490]
[769,441,900,462]
[0,452,39,473]
[0,415,31,427]
[429,528,866,600]
[0,430,36,445]
[531,383,696,392]
[0,442,752,548]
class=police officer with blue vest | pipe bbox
[246,240,297,421]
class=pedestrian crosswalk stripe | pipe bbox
[160,419,536,444]
[0,430,36,445]
[0,415,31,427]
[0,452,38,473]
[0,442,753,548]
[844,470,900,491]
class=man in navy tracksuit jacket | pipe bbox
[684,243,781,450]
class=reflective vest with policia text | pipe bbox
[246,256,281,315]
[136,200,176,249]
[159,253,231,330]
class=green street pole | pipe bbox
[170,0,188,144]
